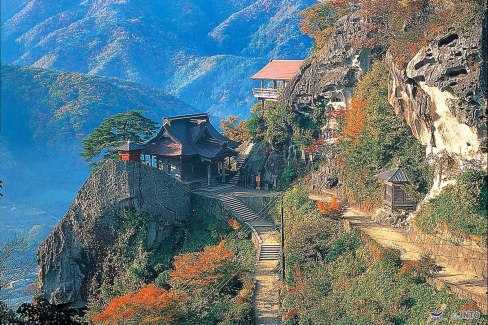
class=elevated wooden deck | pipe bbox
[253,88,280,100]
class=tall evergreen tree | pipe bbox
[81,110,157,169]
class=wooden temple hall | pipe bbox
[115,113,239,186]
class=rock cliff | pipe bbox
[284,13,375,110]
[387,22,487,194]
[283,12,486,196]
[36,160,190,307]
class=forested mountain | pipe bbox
[0,64,193,214]
[1,0,313,117]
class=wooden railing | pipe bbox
[253,88,280,100]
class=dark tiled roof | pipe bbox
[143,113,239,159]
[114,141,145,151]
[374,168,409,183]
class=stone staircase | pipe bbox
[230,141,254,185]
[217,193,258,223]
[199,188,281,324]
[259,244,281,261]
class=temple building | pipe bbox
[374,167,417,211]
[251,60,303,103]
[115,113,239,186]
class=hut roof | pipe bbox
[374,167,409,183]
[114,141,145,151]
[251,60,304,81]
[143,113,239,159]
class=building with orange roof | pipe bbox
[251,60,303,102]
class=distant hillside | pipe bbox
[1,0,313,117]
[0,64,193,215]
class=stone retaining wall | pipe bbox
[407,229,487,278]
[235,193,279,215]
[191,193,261,250]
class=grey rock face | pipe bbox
[284,13,373,109]
[36,160,190,307]
[388,25,487,158]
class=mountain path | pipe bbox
[194,186,282,324]
[311,191,487,313]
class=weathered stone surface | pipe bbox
[241,142,286,188]
[36,160,190,307]
[284,13,374,110]
[388,25,487,160]
[407,228,487,279]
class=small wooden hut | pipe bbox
[114,141,145,161]
[374,167,416,211]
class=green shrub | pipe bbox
[281,189,472,324]
[416,169,487,240]
[339,61,432,210]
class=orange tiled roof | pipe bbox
[251,60,304,81]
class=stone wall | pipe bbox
[407,228,487,278]
[235,193,279,216]
[193,193,261,251]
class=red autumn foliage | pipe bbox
[170,240,234,286]
[303,137,327,153]
[316,196,342,215]
[327,106,347,120]
[398,260,421,276]
[285,309,299,320]
[92,284,187,324]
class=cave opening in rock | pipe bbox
[438,33,459,47]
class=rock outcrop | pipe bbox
[387,23,487,194]
[283,13,374,110]
[36,160,190,307]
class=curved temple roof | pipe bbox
[143,113,239,159]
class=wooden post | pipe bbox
[221,159,226,183]
[281,196,285,280]
[207,164,211,187]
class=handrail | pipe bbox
[255,194,282,220]
[253,88,280,99]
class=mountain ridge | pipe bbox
[1,0,314,117]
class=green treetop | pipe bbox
[81,110,157,169]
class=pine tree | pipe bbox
[80,110,157,169]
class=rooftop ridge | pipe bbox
[163,112,209,124]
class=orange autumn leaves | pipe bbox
[171,240,234,286]
[343,98,366,147]
[228,218,241,230]
[316,196,342,215]
[93,240,234,324]
[92,284,187,324]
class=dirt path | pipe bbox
[341,207,488,313]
